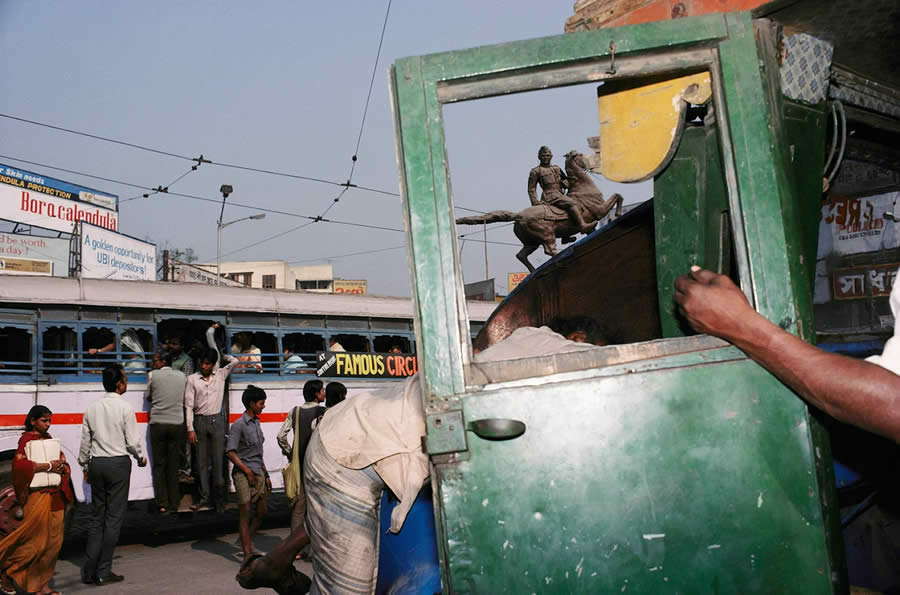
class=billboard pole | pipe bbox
[69,221,82,278]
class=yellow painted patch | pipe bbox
[592,72,712,182]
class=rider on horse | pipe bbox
[527,146,596,235]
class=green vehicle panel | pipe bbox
[391,10,842,593]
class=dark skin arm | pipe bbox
[674,266,900,443]
[226,451,256,485]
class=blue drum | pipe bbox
[376,485,441,595]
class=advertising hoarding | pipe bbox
[507,272,529,293]
[316,351,418,378]
[0,233,70,277]
[80,223,155,281]
[1,163,117,210]
[333,279,367,294]
[1,169,119,234]
[172,261,246,287]
[0,257,52,276]
[832,263,899,300]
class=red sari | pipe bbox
[0,432,73,593]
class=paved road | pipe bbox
[53,495,310,594]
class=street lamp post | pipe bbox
[215,184,266,285]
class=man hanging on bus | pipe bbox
[184,323,238,512]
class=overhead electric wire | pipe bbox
[290,244,406,264]
[0,153,402,234]
[348,0,392,182]
[0,111,399,198]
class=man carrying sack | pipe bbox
[276,380,325,559]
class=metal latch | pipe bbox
[423,410,467,455]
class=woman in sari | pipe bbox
[0,405,73,595]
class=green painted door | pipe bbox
[391,11,841,594]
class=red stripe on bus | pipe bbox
[1,411,289,427]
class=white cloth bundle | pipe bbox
[25,438,62,488]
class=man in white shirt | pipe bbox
[184,323,239,512]
[78,364,147,586]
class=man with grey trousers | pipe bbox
[79,363,147,586]
[146,349,187,513]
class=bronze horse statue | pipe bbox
[456,151,624,272]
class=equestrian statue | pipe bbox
[456,147,623,272]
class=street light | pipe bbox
[216,185,265,284]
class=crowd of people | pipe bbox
[2,267,899,592]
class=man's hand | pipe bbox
[245,469,256,486]
[673,266,753,339]
[83,469,90,484]
[187,430,198,444]
[265,476,272,492]
[137,457,148,467]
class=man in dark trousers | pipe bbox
[276,380,325,545]
[78,364,147,586]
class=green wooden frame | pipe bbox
[391,11,839,592]
[391,12,805,401]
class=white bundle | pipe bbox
[25,439,62,488]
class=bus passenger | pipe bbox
[227,386,271,560]
[282,343,304,373]
[145,349,187,514]
[79,364,147,586]
[232,332,263,373]
[0,405,73,595]
[165,335,194,376]
[185,324,238,512]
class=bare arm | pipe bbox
[226,451,255,484]
[674,266,900,442]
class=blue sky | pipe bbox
[0,1,649,295]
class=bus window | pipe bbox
[158,317,218,371]
[0,327,32,376]
[83,326,116,373]
[120,327,154,374]
[230,330,277,374]
[282,332,325,373]
[373,335,411,354]
[330,334,370,352]
[41,325,77,375]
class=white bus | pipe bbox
[0,276,495,508]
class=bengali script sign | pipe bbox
[333,279,367,294]
[508,272,529,293]
[832,263,899,300]
[316,351,418,378]
[819,192,900,256]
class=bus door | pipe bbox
[391,12,841,594]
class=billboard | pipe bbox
[333,279,367,294]
[1,164,118,234]
[316,351,418,378]
[172,261,246,287]
[0,233,70,277]
[0,257,52,276]
[508,272,529,293]
[80,223,155,281]
[832,263,899,301]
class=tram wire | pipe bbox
[314,0,391,222]
[0,111,398,199]
[0,153,404,237]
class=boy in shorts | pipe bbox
[226,385,270,558]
